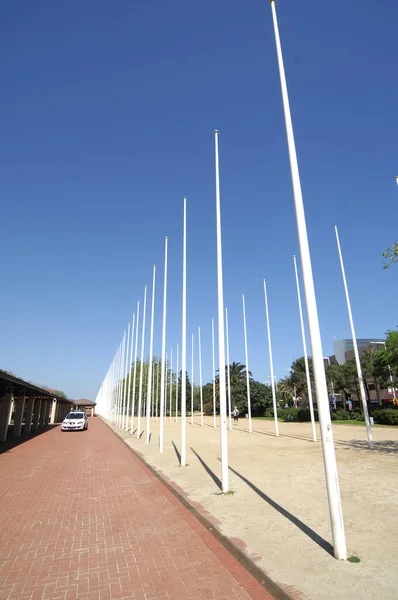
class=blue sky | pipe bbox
[0,0,397,400]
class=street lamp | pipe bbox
[395,176,398,187]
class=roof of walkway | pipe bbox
[0,370,73,403]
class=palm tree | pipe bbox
[215,362,251,407]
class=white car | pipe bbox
[61,411,88,431]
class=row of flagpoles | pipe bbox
[93,1,385,561]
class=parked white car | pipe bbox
[61,411,88,432]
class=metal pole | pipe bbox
[146,266,156,444]
[225,308,232,431]
[125,312,136,430]
[130,301,140,434]
[263,280,279,438]
[181,198,187,466]
[155,358,159,418]
[212,318,216,428]
[159,237,168,452]
[191,333,194,425]
[176,344,179,422]
[335,226,373,448]
[242,294,252,434]
[137,285,147,439]
[214,130,229,492]
[121,322,131,429]
[269,0,346,559]
[198,327,204,426]
[293,255,317,441]
[169,348,173,421]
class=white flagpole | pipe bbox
[198,327,204,426]
[181,197,187,466]
[130,301,140,434]
[165,352,168,420]
[122,322,131,430]
[146,266,156,444]
[214,130,229,492]
[175,344,179,422]
[242,294,252,434]
[191,333,194,425]
[125,312,136,430]
[137,285,147,439]
[293,255,317,441]
[263,280,279,437]
[156,359,159,419]
[212,318,216,428]
[159,237,168,452]
[169,348,173,421]
[269,0,346,559]
[118,333,126,427]
[225,308,232,431]
[335,226,373,448]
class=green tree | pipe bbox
[382,243,398,269]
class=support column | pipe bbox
[43,400,51,427]
[24,397,35,434]
[13,393,27,437]
[50,399,57,424]
[91,407,94,418]
[33,398,42,430]
[0,389,14,442]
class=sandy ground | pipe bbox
[107,414,398,600]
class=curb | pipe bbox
[102,417,296,600]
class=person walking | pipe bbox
[233,406,239,424]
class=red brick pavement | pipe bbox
[0,418,275,600]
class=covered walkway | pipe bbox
[0,418,272,600]
[0,371,73,443]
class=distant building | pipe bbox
[333,339,384,365]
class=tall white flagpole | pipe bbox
[156,359,159,419]
[198,327,204,426]
[181,197,187,466]
[165,352,168,420]
[269,0,346,559]
[263,280,279,437]
[159,237,168,452]
[293,255,317,441]
[212,318,216,428]
[225,308,232,431]
[175,344,179,422]
[214,129,229,492]
[146,266,156,444]
[122,322,131,430]
[125,312,136,430]
[242,294,252,433]
[191,333,194,425]
[137,285,147,439]
[130,301,140,434]
[169,348,173,421]
[118,333,126,427]
[335,226,373,448]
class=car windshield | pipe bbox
[66,412,84,420]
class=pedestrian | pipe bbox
[233,406,239,424]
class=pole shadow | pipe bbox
[171,441,182,465]
[191,447,222,490]
[226,463,333,556]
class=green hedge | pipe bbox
[371,408,398,425]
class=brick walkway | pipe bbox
[0,419,273,600]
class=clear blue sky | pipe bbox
[0,0,397,400]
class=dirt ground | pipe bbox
[109,414,398,600]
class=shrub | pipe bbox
[371,408,398,426]
[297,408,319,422]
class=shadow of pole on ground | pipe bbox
[225,462,334,556]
